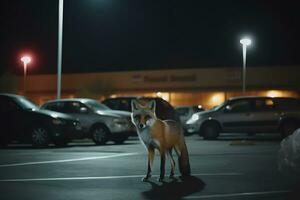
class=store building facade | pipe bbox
[20,66,300,109]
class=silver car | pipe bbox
[185,96,300,139]
[41,98,135,145]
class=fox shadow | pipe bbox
[142,176,205,200]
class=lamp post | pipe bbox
[240,37,252,94]
[20,56,31,95]
[57,0,64,99]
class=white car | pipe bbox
[41,98,136,145]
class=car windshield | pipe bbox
[85,100,111,111]
[210,101,227,111]
[16,97,39,110]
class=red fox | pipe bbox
[131,99,191,182]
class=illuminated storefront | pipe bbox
[20,66,300,109]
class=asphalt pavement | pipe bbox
[0,133,299,200]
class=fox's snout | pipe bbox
[132,113,154,130]
[139,123,146,129]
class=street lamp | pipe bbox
[20,56,31,95]
[57,0,64,99]
[240,37,252,93]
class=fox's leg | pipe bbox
[168,149,175,179]
[158,150,166,182]
[142,147,154,182]
[174,145,181,157]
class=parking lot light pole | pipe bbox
[20,56,31,95]
[57,0,64,99]
[240,38,252,94]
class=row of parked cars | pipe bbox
[0,94,178,147]
[1,93,300,147]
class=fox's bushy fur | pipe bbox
[131,99,191,182]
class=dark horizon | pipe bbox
[1,0,300,75]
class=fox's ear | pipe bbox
[148,100,156,112]
[131,100,139,111]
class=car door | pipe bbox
[64,102,97,134]
[249,98,278,132]
[219,99,256,133]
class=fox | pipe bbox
[131,99,191,182]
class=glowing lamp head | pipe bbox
[21,56,31,65]
[240,38,252,46]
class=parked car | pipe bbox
[185,96,300,139]
[102,96,180,122]
[175,105,205,125]
[0,94,81,147]
[41,98,135,145]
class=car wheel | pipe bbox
[91,125,109,145]
[113,136,128,144]
[280,120,298,139]
[202,122,220,140]
[31,126,50,147]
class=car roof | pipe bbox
[43,98,97,105]
[103,96,143,100]
[0,93,24,99]
[103,96,164,101]
[228,96,273,101]
[228,96,300,101]
[273,97,299,100]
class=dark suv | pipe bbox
[0,94,81,147]
[185,96,300,139]
[102,96,180,122]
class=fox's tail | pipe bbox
[178,140,191,176]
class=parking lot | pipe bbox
[0,134,298,200]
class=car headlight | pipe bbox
[52,118,66,125]
[186,114,200,124]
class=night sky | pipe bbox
[1,0,300,75]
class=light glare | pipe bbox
[267,90,282,98]
[240,38,252,46]
[21,56,31,64]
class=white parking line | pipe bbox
[184,190,290,199]
[0,173,242,182]
[0,152,139,167]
